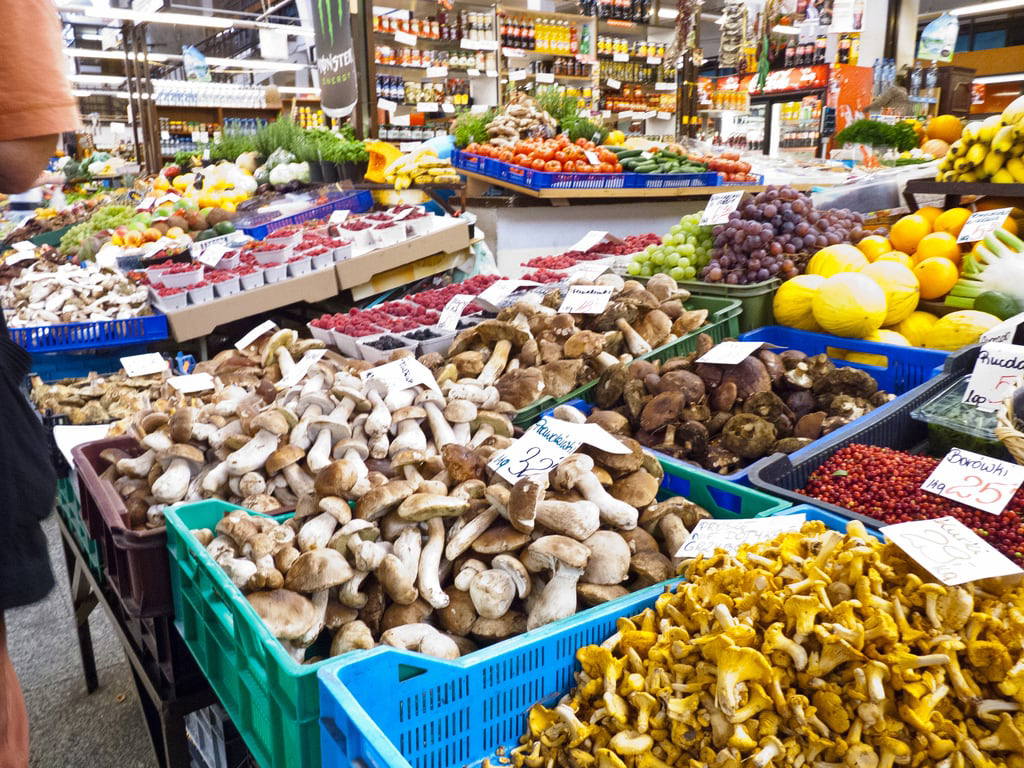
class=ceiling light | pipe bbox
[277,86,321,95]
[65,47,172,62]
[657,8,678,18]
[64,47,304,71]
[72,89,133,98]
[57,4,314,36]
[974,72,1024,84]
[949,0,1024,15]
[70,73,125,84]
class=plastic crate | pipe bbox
[505,164,628,190]
[238,190,373,240]
[626,172,764,189]
[315,505,843,768]
[29,344,150,382]
[56,474,103,578]
[72,436,173,618]
[675,277,779,333]
[10,314,168,353]
[164,461,787,768]
[746,344,981,530]
[512,295,741,427]
[450,151,508,181]
[28,223,73,247]
[185,704,249,768]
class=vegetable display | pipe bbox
[835,118,920,152]
[465,136,624,174]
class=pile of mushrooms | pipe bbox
[4,261,150,326]
[30,371,166,425]
[585,334,893,474]
[485,94,558,147]
[185,395,713,662]
[424,274,711,413]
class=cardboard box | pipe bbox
[164,266,340,341]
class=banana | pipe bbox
[966,143,988,167]
[1012,141,1024,157]
[959,171,979,182]
[979,116,1004,144]
[949,140,966,158]
[1003,94,1024,125]
[954,156,973,172]
[983,151,1006,177]
[1008,157,1024,183]
[993,125,1017,153]
[941,170,959,182]
[993,168,1015,183]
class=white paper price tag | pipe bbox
[584,150,600,165]
[962,342,1024,412]
[399,141,423,153]
[137,197,157,211]
[509,69,528,82]
[570,230,612,252]
[647,56,662,64]
[53,424,113,469]
[277,349,327,390]
[438,294,474,331]
[655,81,675,91]
[470,104,489,114]
[676,515,807,559]
[120,352,168,377]
[613,52,629,62]
[503,47,525,58]
[881,516,1024,585]
[234,320,277,350]
[486,69,499,78]
[417,102,440,112]
[488,416,627,483]
[461,38,480,49]
[696,340,763,365]
[477,279,539,309]
[392,114,412,126]
[360,357,441,394]
[155,193,179,207]
[657,111,673,121]
[394,30,417,46]
[467,68,481,77]
[442,103,456,114]
[983,311,1024,345]
[168,373,215,394]
[569,258,614,282]
[558,285,615,314]
[477,39,499,50]
[700,191,745,226]
[426,66,448,78]
[535,72,555,84]
[197,243,230,267]
[957,208,1012,244]
[920,448,1024,515]
[606,78,621,90]
[4,252,37,266]
[11,241,35,252]
[329,209,350,225]
[377,98,398,112]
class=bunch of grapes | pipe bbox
[700,185,866,285]
[626,213,714,281]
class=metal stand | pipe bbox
[56,516,214,768]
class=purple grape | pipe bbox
[763,204,777,218]
[816,235,828,248]
[757,268,769,280]
[769,242,783,256]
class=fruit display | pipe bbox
[936,95,1024,182]
[380,146,460,191]
[584,334,891,473]
[949,227,1024,314]
[515,517,1024,767]
[701,186,867,284]
[524,235,661,273]
[465,136,624,174]
[627,214,713,280]
[0,193,117,247]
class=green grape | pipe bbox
[669,266,686,280]
[626,261,642,275]
[677,257,690,268]
[683,266,696,279]
[680,243,695,256]
[641,263,655,277]
[666,253,680,267]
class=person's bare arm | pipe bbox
[0,134,59,193]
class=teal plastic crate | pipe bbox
[318,504,844,768]
[55,474,102,578]
[165,459,787,768]
[512,294,742,427]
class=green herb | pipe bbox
[533,86,579,127]
[208,132,257,163]
[835,119,918,152]
[563,117,608,144]
[832,469,849,477]
[451,109,495,148]
[253,117,304,159]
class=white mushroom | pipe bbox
[381,623,460,660]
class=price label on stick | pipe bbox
[477,279,539,310]
[559,285,615,314]
[696,340,764,365]
[982,311,1024,345]
[168,373,215,394]
[961,342,1024,412]
[488,416,627,483]
[584,150,600,165]
[570,230,617,253]
[881,516,1024,585]
[535,72,555,84]
[360,357,441,394]
[329,209,350,225]
[120,352,168,378]
[438,294,474,331]
[700,191,745,226]
[197,243,230,268]
[613,52,629,62]
[277,349,327,390]
[234,320,277,350]
[957,208,1013,244]
[606,78,621,90]
[920,447,1024,515]
[675,515,807,559]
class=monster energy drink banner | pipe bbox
[314,0,358,118]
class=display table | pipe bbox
[903,179,1024,211]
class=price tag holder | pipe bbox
[392,114,412,126]
[602,110,612,118]
[277,349,327,390]
[234,320,277,350]
[558,285,615,314]
[477,39,499,50]
[441,103,456,114]
[881,516,1024,585]
[656,111,673,120]
[168,373,215,394]
[488,416,627,483]
[569,258,614,282]
[699,190,745,226]
[426,66,448,78]
[613,52,629,62]
[962,342,1024,412]
[675,515,807,559]
[377,98,398,112]
[696,340,764,365]
[920,447,1024,515]
[606,78,621,90]
[584,150,600,165]
[983,311,1024,345]
[503,47,526,58]
[394,30,417,46]
[655,81,675,91]
[461,38,480,49]
[438,294,474,331]
[957,208,1012,244]
[417,102,440,112]
[360,357,441,394]
[120,352,168,377]
[509,69,528,82]
[399,141,423,152]
[535,72,555,84]
[196,242,230,267]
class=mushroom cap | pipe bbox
[284,548,353,592]
[332,385,370,410]
[139,412,170,433]
[582,531,631,585]
[540,360,585,399]
[354,479,417,520]
[470,525,531,554]
[266,444,305,475]
[470,611,527,641]
[448,320,532,356]
[315,460,358,496]
[492,553,531,598]
[577,583,630,606]
[169,408,194,443]
[523,535,591,572]
[159,443,205,469]
[563,330,606,359]
[441,444,486,485]
[469,569,516,619]
[438,586,478,635]
[391,449,427,471]
[253,409,291,436]
[298,389,334,414]
[583,437,645,475]
[508,475,544,534]
[610,469,660,508]
[391,405,427,423]
[587,410,631,436]
[495,369,545,411]
[262,329,297,367]
[639,391,685,433]
[629,550,674,586]
[443,399,478,424]
[472,410,514,438]
[308,416,350,442]
[550,454,595,492]
[246,589,318,641]
[397,493,470,522]
[100,447,130,466]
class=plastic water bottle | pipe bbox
[909,65,921,97]
[926,60,938,91]
[872,59,882,96]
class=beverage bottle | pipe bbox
[815,36,827,63]
[838,35,849,64]
[785,42,795,67]
[909,64,921,97]
[849,34,859,64]
[926,60,938,91]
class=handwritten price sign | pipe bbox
[961,342,1024,412]
[920,447,1024,515]
[675,515,806,559]
[488,416,627,484]
[881,516,1023,585]
[558,285,615,314]
[360,357,441,395]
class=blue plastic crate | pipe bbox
[450,151,508,181]
[9,314,168,353]
[317,505,852,768]
[505,164,628,190]
[239,190,373,240]
[29,343,150,382]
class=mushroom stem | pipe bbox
[202,460,231,494]
[152,457,191,503]
[276,346,296,380]
[444,508,500,560]
[418,518,449,609]
[365,390,391,437]
[452,422,472,443]
[227,429,279,475]
[306,427,334,473]
[423,402,456,448]
[282,464,315,496]
[593,351,621,372]
[615,318,652,356]
[478,339,512,386]
[527,561,582,630]
[469,423,495,448]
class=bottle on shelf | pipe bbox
[837,35,850,64]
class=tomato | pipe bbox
[544,160,562,172]
[513,153,529,166]
[499,150,514,163]
[532,158,546,170]
[554,151,568,163]
[465,143,479,154]
[556,136,570,148]
[598,162,613,173]
[537,147,556,162]
[613,163,623,173]
[598,149,617,164]
[575,163,593,173]
[575,138,589,147]
[563,160,576,172]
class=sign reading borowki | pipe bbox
[313,0,358,118]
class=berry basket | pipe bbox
[746,344,980,530]
[164,461,789,768]
[237,190,373,240]
[9,314,168,353]
[316,504,855,768]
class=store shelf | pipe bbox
[496,6,589,22]
[501,71,592,82]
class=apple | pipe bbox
[124,230,143,247]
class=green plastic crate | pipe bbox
[164,459,787,768]
[28,224,72,247]
[676,277,779,333]
[512,294,742,427]
[55,475,103,578]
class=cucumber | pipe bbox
[632,162,659,173]
[603,145,630,154]
[615,149,644,159]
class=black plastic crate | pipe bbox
[746,344,982,528]
[186,704,251,768]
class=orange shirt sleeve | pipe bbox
[0,0,81,141]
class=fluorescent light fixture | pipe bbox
[772,24,800,33]
[277,86,321,95]
[72,89,133,98]
[974,72,1024,84]
[70,73,125,84]
[65,47,173,62]
[64,47,304,71]
[57,4,314,36]
[658,8,678,18]
[950,0,1024,14]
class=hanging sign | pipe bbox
[313,0,359,118]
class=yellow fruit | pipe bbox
[915,206,943,225]
[606,130,626,146]
[924,310,1003,351]
[993,169,1015,183]
[927,114,964,144]
[861,261,920,326]
[913,257,960,300]
[890,214,932,254]
[220,200,237,213]
[966,143,987,167]
[857,235,893,261]
[845,329,911,368]
[921,139,951,158]
[773,274,825,331]
[914,231,962,266]
[805,244,869,278]
[983,151,1007,177]
[892,310,940,347]
[1008,157,1024,183]
[811,272,887,338]
[993,125,1016,153]
[875,250,913,268]
[933,207,973,237]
